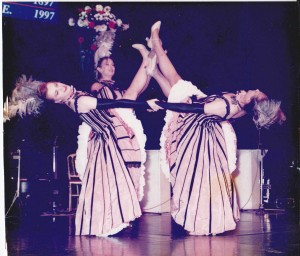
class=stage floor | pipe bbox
[5,210,300,256]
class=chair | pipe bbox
[67,154,82,212]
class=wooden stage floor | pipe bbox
[5,210,300,256]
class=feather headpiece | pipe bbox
[253,99,283,129]
[3,75,44,122]
[94,30,116,68]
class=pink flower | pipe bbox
[108,21,115,29]
[84,6,92,14]
[88,22,95,28]
[90,44,97,51]
[78,37,84,44]
[122,24,129,30]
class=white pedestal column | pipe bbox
[141,150,170,213]
[233,149,263,210]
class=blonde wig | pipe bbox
[253,99,285,129]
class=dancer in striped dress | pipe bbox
[36,79,151,236]
[143,21,286,235]
[5,46,154,236]
[74,55,149,237]
[71,51,152,236]
[73,50,155,236]
[73,88,145,236]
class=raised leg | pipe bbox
[123,45,152,100]
[132,45,172,98]
[151,67,172,97]
[132,44,149,60]
[145,21,162,49]
[150,21,182,87]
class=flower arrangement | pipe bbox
[68,4,129,71]
[68,4,129,33]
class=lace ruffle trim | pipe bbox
[114,108,147,201]
[75,122,92,180]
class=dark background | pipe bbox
[3,2,299,213]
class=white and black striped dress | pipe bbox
[161,80,240,235]
[75,86,144,236]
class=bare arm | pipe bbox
[76,96,97,113]
[222,93,247,119]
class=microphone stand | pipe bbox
[5,149,21,217]
[51,136,59,216]
[256,129,283,215]
[256,128,268,214]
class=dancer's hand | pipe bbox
[146,98,163,112]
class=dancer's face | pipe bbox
[45,82,74,103]
[236,89,267,105]
[253,90,268,102]
[97,58,115,79]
